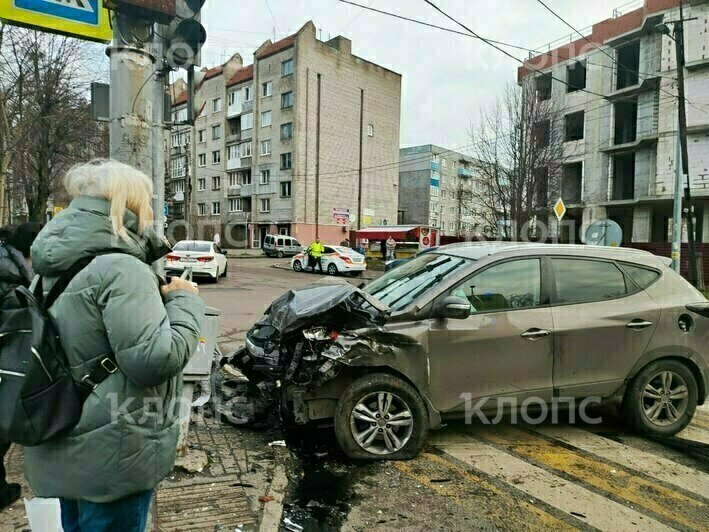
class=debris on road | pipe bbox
[283,517,304,532]
[259,495,275,503]
[269,440,287,447]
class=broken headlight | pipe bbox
[303,326,329,341]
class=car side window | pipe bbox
[448,258,541,314]
[324,246,334,254]
[277,238,284,246]
[552,258,627,304]
[621,263,660,289]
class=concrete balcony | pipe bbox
[226,157,242,171]
[227,185,241,196]
[458,167,474,178]
[431,161,441,171]
[240,184,254,196]
[227,99,253,118]
[226,132,241,144]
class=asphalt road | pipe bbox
[201,257,709,532]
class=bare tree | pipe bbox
[0,25,107,223]
[468,81,568,240]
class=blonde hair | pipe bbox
[64,159,154,240]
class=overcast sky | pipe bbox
[201,0,629,149]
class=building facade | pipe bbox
[399,145,487,237]
[519,0,709,245]
[166,21,402,248]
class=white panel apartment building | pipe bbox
[519,0,709,245]
[166,21,401,248]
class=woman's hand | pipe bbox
[160,277,199,297]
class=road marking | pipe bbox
[432,432,674,531]
[475,426,707,531]
[529,424,709,499]
[393,451,575,531]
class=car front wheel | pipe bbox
[327,263,338,276]
[293,260,303,272]
[334,373,428,460]
[623,359,698,437]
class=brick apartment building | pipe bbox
[166,21,402,248]
[399,145,489,237]
[519,0,709,245]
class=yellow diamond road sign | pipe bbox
[0,0,112,43]
[553,197,566,222]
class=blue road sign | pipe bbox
[14,0,99,25]
[164,205,169,217]
[1,0,111,42]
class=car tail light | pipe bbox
[340,254,353,264]
[166,254,180,261]
[197,256,214,263]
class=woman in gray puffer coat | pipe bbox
[24,160,206,532]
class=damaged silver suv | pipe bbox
[224,243,709,459]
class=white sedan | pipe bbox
[165,240,228,282]
[291,245,367,276]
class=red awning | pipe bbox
[354,226,419,241]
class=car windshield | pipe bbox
[363,253,472,311]
[174,242,211,252]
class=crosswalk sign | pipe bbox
[0,0,112,43]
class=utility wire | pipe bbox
[263,0,281,36]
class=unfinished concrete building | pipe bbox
[519,0,709,245]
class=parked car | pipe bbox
[385,245,439,271]
[223,242,708,460]
[263,234,303,258]
[291,245,367,276]
[165,240,228,282]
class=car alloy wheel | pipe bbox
[641,370,689,427]
[278,250,285,258]
[327,263,338,275]
[293,260,303,272]
[349,391,414,455]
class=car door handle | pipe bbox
[521,328,550,339]
[626,319,653,330]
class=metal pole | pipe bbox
[151,23,166,240]
[107,16,156,173]
[671,112,683,273]
[675,2,697,285]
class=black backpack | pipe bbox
[0,257,117,446]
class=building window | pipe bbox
[198,153,207,167]
[535,73,552,101]
[614,99,638,145]
[239,141,252,158]
[198,178,206,191]
[261,110,272,127]
[280,152,292,170]
[227,144,239,161]
[616,41,640,90]
[261,140,272,156]
[282,58,294,76]
[442,158,447,168]
[430,185,438,197]
[368,124,374,137]
[260,169,271,184]
[244,85,253,102]
[241,170,252,185]
[565,111,585,141]
[198,203,206,216]
[198,129,206,143]
[212,201,221,215]
[171,157,185,177]
[262,81,272,97]
[533,119,551,148]
[228,172,238,187]
[174,179,185,193]
[212,124,221,140]
[212,98,222,113]
[174,107,188,122]
[212,176,221,190]
[441,190,447,199]
[281,122,293,139]
[229,198,243,212]
[281,91,293,109]
[260,198,271,212]
[212,150,221,164]
[566,61,586,92]
[228,90,238,106]
[450,207,455,215]
[241,112,253,131]
[281,181,292,197]
[562,162,583,204]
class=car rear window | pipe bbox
[174,242,211,252]
[621,263,660,289]
[552,258,627,304]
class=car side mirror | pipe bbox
[437,296,471,320]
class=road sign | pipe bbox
[553,197,566,222]
[0,0,112,43]
[333,208,350,225]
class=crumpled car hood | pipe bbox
[262,282,388,335]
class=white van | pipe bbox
[263,234,303,258]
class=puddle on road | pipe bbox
[283,423,369,531]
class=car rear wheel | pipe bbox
[327,263,338,276]
[334,373,428,460]
[623,359,698,437]
[293,260,303,272]
[277,250,285,258]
